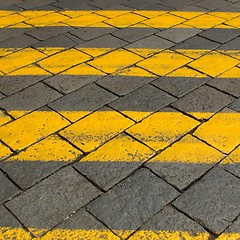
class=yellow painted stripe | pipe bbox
[0,48,240,77]
[0,10,239,28]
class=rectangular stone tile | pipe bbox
[129,206,211,239]
[0,142,12,160]
[218,37,240,51]
[88,168,179,239]
[60,107,134,152]
[147,134,224,190]
[0,107,69,151]
[0,82,62,118]
[0,135,82,189]
[6,167,101,237]
[49,83,117,122]
[194,108,239,153]
[75,133,155,190]
[225,15,240,28]
[110,84,176,121]
[228,97,240,112]
[127,107,199,151]
[171,85,234,120]
[173,167,240,234]
[196,0,230,10]
[0,206,31,240]
[0,28,30,42]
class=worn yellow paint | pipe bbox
[0,142,12,160]
[88,49,143,74]
[0,110,11,126]
[38,49,91,74]
[127,111,199,151]
[218,67,240,78]
[220,146,240,166]
[7,135,81,162]
[188,52,239,77]
[167,66,208,78]
[8,64,50,76]
[60,109,134,153]
[137,50,191,76]
[0,48,45,74]
[0,10,239,29]
[217,232,240,240]
[175,49,209,59]
[150,135,224,164]
[57,111,90,122]
[80,47,110,57]
[114,66,156,77]
[81,133,155,162]
[63,63,105,75]
[194,110,240,154]
[0,110,69,151]
[0,227,31,240]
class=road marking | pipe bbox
[0,10,239,28]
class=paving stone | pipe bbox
[218,36,240,50]
[228,97,240,112]
[146,135,224,190]
[0,109,11,127]
[129,206,211,239]
[173,167,240,234]
[0,28,30,42]
[124,0,160,9]
[208,77,240,97]
[15,0,55,9]
[70,27,117,41]
[126,35,175,57]
[75,133,155,190]
[0,82,62,119]
[0,34,38,49]
[110,84,176,121]
[0,206,31,239]
[97,75,155,96]
[0,92,5,100]
[42,208,120,239]
[172,85,234,120]
[143,3,175,10]
[199,28,240,44]
[49,83,117,122]
[112,27,158,43]
[156,28,201,43]
[6,167,101,237]
[0,171,21,204]
[52,0,99,10]
[28,26,74,41]
[152,76,209,97]
[161,0,194,9]
[88,168,179,238]
[196,0,230,10]
[33,34,77,48]
[0,135,82,189]
[63,32,85,44]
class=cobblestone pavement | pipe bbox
[0,0,240,239]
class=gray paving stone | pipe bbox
[90,0,128,9]
[0,75,48,96]
[124,0,160,9]
[171,85,234,120]
[173,167,240,234]
[63,32,85,44]
[162,0,194,9]
[52,0,99,10]
[48,83,117,121]
[0,82,62,118]
[33,34,77,48]
[0,171,21,204]
[219,214,240,238]
[110,84,176,121]
[28,26,74,41]
[31,4,61,10]
[199,29,240,44]
[218,37,240,50]
[126,35,175,53]
[196,0,230,10]
[112,27,158,43]
[45,74,102,94]
[129,206,210,238]
[70,27,116,41]
[6,167,101,236]
[88,168,179,238]
[97,75,156,96]
[156,28,201,43]
[208,78,240,97]
[0,34,38,49]
[0,92,5,100]
[143,3,175,10]
[228,97,240,112]
[15,0,55,9]
[152,76,209,97]
[0,29,30,42]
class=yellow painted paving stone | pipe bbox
[25,12,70,27]
[0,227,31,240]
[167,66,208,78]
[61,10,93,18]
[114,66,156,77]
[0,48,15,57]
[127,109,199,151]
[143,13,185,28]
[217,233,240,240]
[0,110,11,126]
[38,49,91,74]
[60,108,134,153]
[0,142,12,160]
[63,63,105,75]
[79,47,111,57]
[7,64,51,76]
[19,10,53,19]
[104,12,146,28]
[176,49,209,59]
[8,22,34,28]
[172,11,204,19]
[88,49,143,74]
[0,109,69,151]
[137,50,192,76]
[0,10,15,18]
[128,48,162,58]
[220,146,240,166]
[184,14,225,28]
[188,52,239,77]
[8,135,81,162]
[225,16,240,28]
[81,133,155,162]
[149,135,224,164]
[94,10,130,18]
[0,13,26,28]
[0,48,46,74]
[37,47,65,56]
[210,11,240,20]
[218,67,240,78]
[134,10,166,18]
[194,109,240,154]
[64,13,107,27]
[217,50,240,60]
